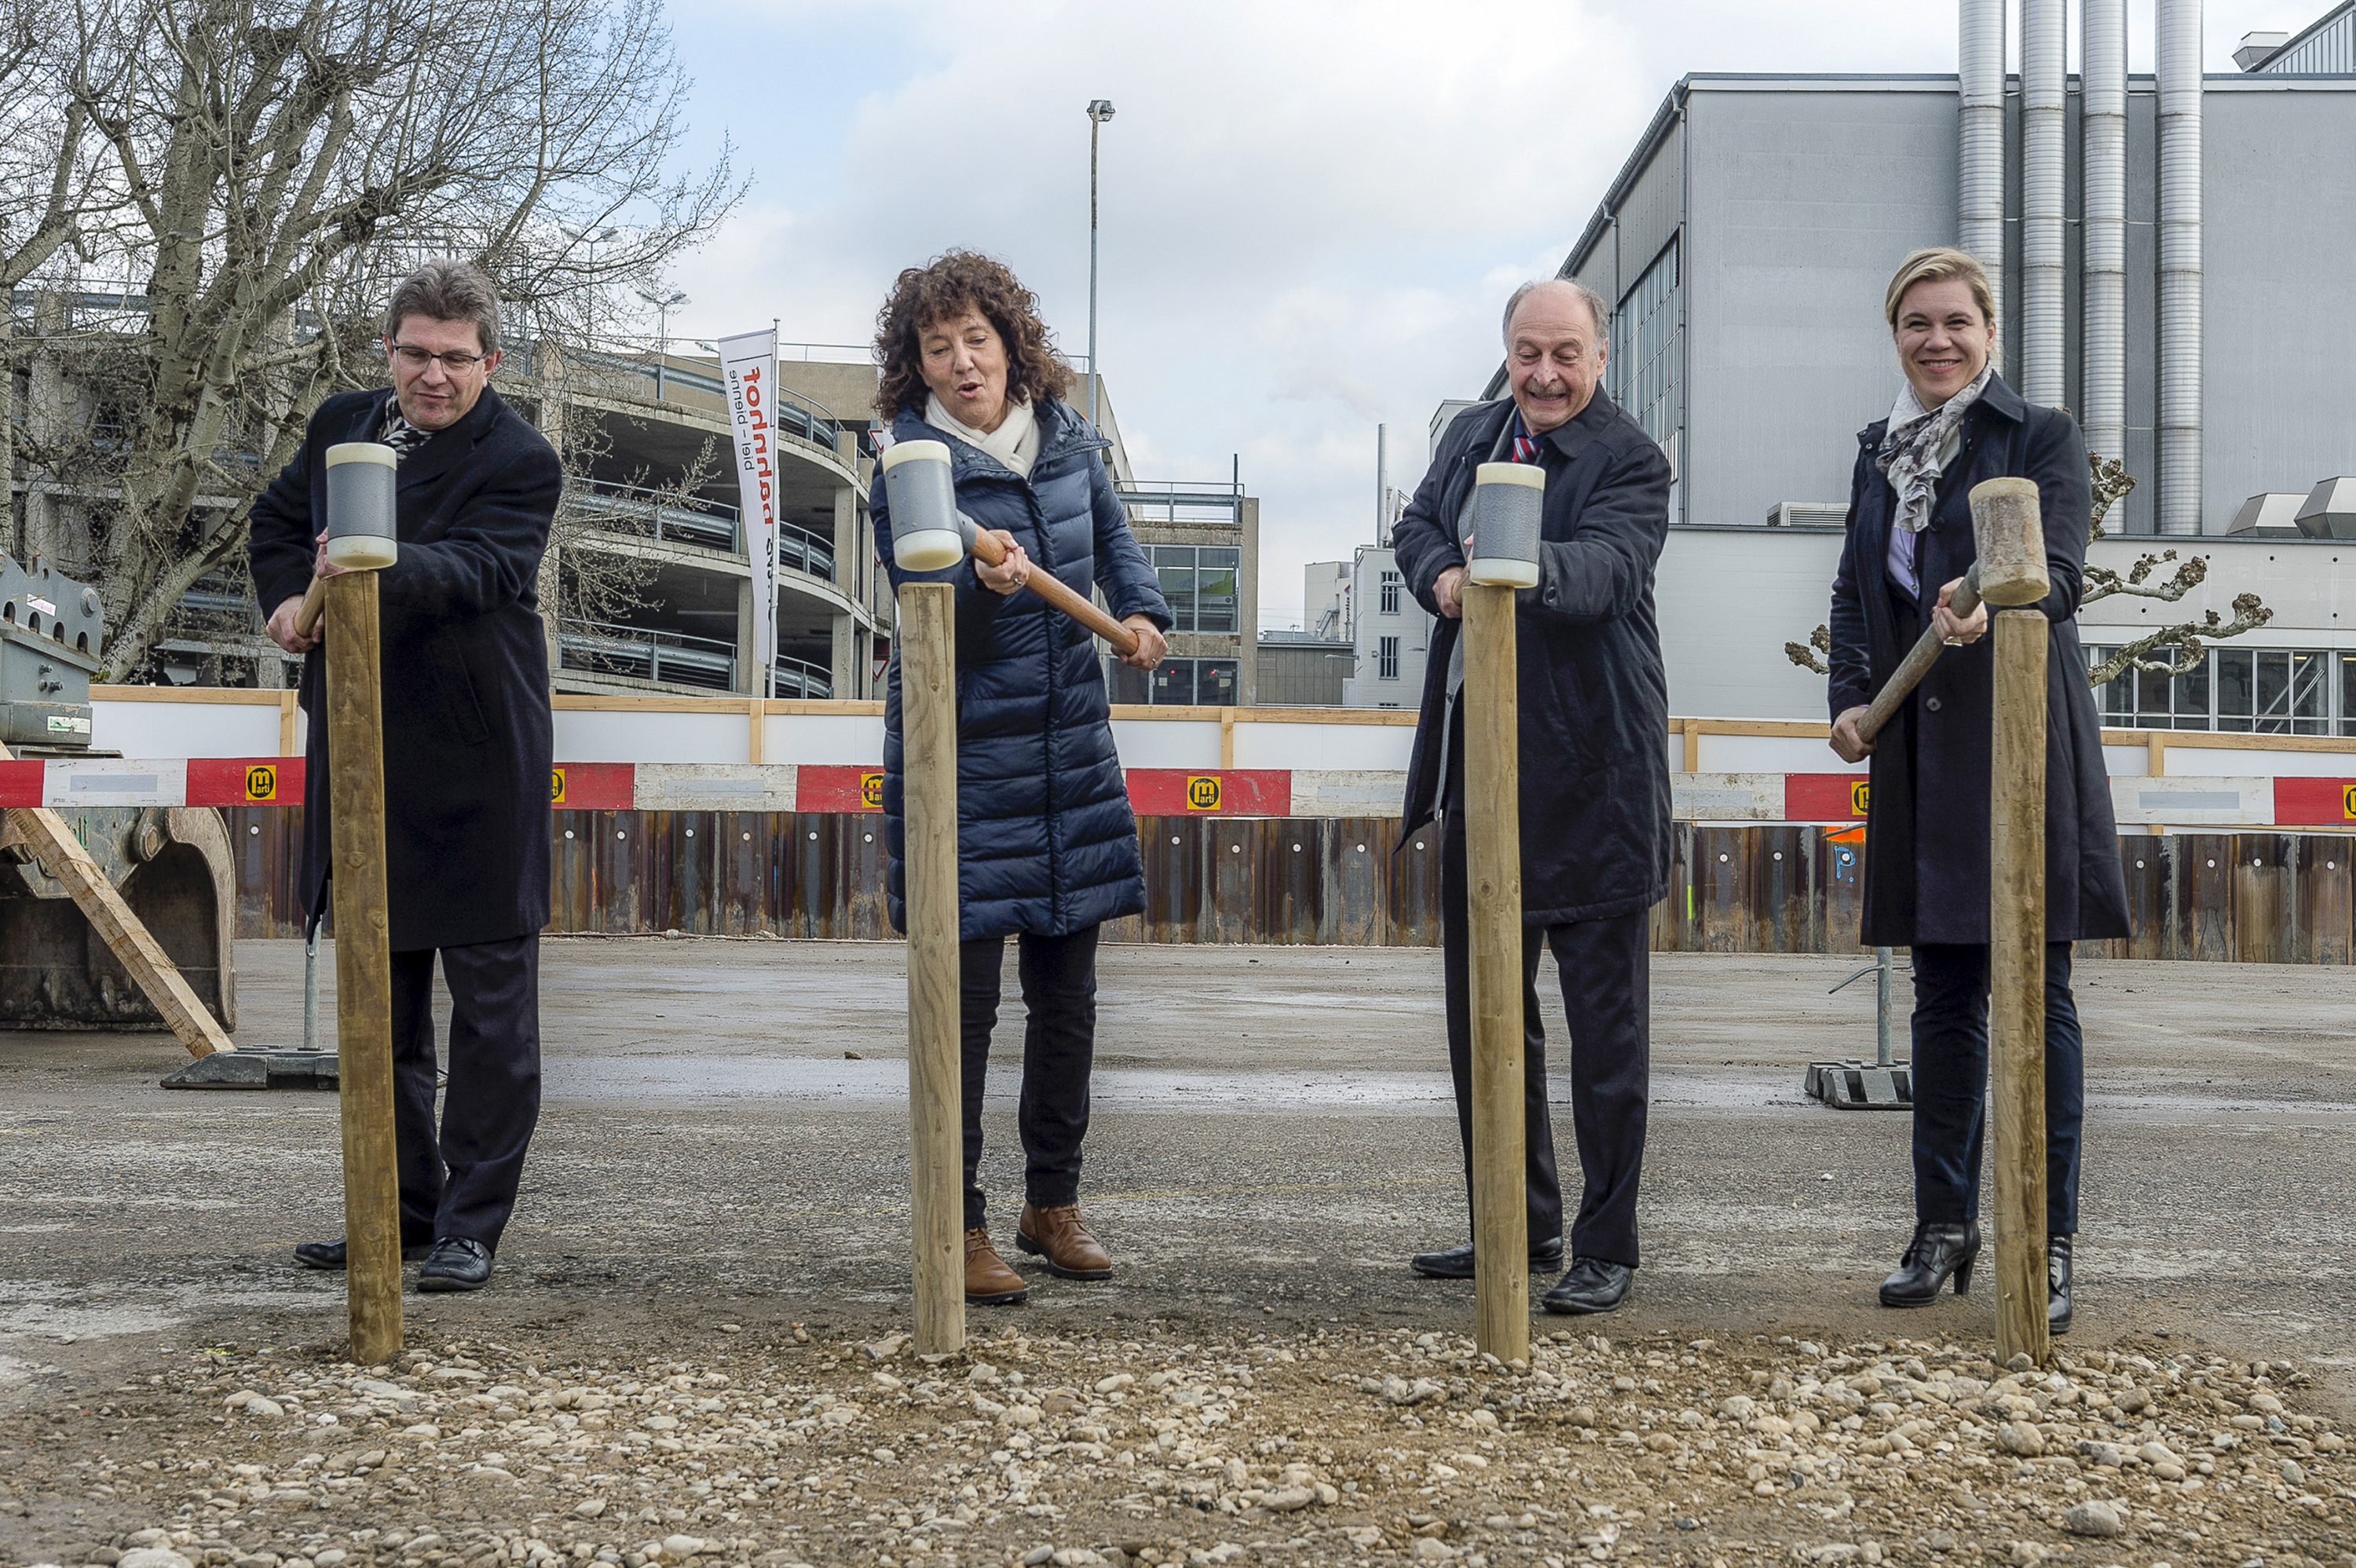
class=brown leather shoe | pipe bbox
[964,1228,1026,1305]
[1016,1202,1114,1280]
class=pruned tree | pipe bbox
[2,0,743,679]
[1784,450,2274,687]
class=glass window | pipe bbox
[2343,654,2356,737]
[1198,660,1239,706]
[1149,660,1196,705]
[1152,545,1198,632]
[1380,571,1401,616]
[1194,561,1238,634]
[2219,648,2329,734]
[1608,236,1681,515]
[1377,635,1399,681]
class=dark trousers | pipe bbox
[958,925,1101,1231]
[390,934,541,1253]
[1908,941,2083,1235]
[1440,816,1652,1267]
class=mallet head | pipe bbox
[324,443,401,570]
[1968,477,2050,606]
[879,440,967,573]
[1465,462,1544,589]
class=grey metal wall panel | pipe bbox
[1615,122,1684,293]
[2120,84,2160,535]
[2201,85,2356,532]
[1681,86,1959,529]
[1573,222,1618,311]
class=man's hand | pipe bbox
[1932,575,1988,644]
[975,530,1030,596]
[1433,565,1467,620]
[310,528,353,583]
[1830,704,1875,764]
[266,594,320,656]
[1119,616,1167,671]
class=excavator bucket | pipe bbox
[0,805,238,1033]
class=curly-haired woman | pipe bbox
[871,250,1171,1307]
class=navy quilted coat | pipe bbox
[876,396,1170,941]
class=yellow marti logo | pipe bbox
[551,768,568,804]
[1850,780,1871,816]
[1186,775,1223,811]
[243,765,277,802]
[861,771,885,809]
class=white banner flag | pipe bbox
[717,328,781,697]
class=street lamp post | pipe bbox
[636,287,688,401]
[1086,99,1115,427]
[560,224,618,343]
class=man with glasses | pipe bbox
[250,258,562,1293]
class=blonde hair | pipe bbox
[1884,247,1998,334]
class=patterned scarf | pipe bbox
[378,396,433,462]
[1876,364,1992,594]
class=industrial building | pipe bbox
[1488,0,2356,727]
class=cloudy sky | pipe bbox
[648,0,2299,628]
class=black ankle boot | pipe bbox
[1879,1222,1981,1308]
[2048,1234,2073,1336]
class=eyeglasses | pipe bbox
[390,344,488,373]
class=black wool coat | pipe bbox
[875,396,1172,941]
[1827,374,2131,947]
[248,384,560,953]
[1393,392,1674,925]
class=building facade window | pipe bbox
[2090,645,2337,733]
[1149,545,1239,634]
[1377,636,1400,681]
[1114,656,1239,706]
[1379,571,1401,616]
[1608,236,1681,515]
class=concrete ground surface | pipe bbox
[1,938,2351,1567]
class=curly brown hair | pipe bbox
[872,250,1077,420]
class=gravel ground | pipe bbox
[5,1320,2351,1568]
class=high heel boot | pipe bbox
[2048,1234,2073,1336]
[1879,1221,1981,1308]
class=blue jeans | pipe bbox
[1908,941,2083,1235]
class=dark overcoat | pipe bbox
[1827,374,2131,946]
[875,396,1171,941]
[1392,392,1674,925]
[248,384,559,953]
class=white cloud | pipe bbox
[657,0,2285,623]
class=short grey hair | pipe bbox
[1502,277,1609,346]
[384,258,503,356]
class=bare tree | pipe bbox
[1784,451,2274,689]
[3,0,742,678]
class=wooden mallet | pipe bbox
[878,440,1141,659]
[314,441,405,1365]
[1855,479,2047,742]
[1459,461,1544,1365]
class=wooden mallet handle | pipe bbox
[1857,565,1981,744]
[294,576,327,640]
[965,527,1141,660]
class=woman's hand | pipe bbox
[975,530,1030,596]
[1933,575,1988,644]
[1119,616,1166,671]
[1432,565,1466,620]
[1831,704,1875,763]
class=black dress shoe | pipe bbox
[2048,1234,2073,1336]
[1540,1259,1633,1315]
[418,1237,494,1292]
[1879,1222,1980,1308]
[1409,1238,1564,1280]
[294,1237,432,1270]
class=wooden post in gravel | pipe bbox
[316,442,404,1365]
[900,581,964,1356]
[1974,477,2053,1370]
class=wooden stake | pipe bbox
[1461,583,1530,1364]
[0,740,236,1058]
[1989,607,2051,1369]
[900,581,964,1355]
[324,569,401,1365]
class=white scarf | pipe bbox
[1877,364,1993,595]
[926,393,1040,479]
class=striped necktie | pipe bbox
[1511,419,1539,465]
